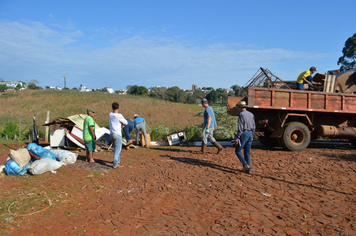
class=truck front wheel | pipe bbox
[280,122,311,151]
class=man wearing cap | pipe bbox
[133,114,148,148]
[109,102,128,168]
[201,98,223,154]
[83,108,96,163]
[296,66,321,90]
[234,101,255,173]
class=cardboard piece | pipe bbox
[140,133,151,146]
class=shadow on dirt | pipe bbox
[153,147,196,153]
[169,155,352,196]
[324,153,356,162]
[168,156,238,174]
[251,141,355,152]
[75,154,112,172]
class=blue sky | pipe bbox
[0,0,355,91]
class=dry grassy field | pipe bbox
[0,90,204,132]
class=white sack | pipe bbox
[51,150,78,164]
[28,158,63,175]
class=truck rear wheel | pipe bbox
[280,122,310,151]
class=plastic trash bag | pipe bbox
[9,148,31,168]
[28,158,63,175]
[51,150,78,164]
[26,143,56,160]
[4,157,33,176]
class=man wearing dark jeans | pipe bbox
[234,101,255,173]
[123,118,134,147]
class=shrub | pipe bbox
[184,125,202,142]
[150,126,170,141]
[1,121,18,139]
[194,106,238,140]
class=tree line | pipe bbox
[125,85,247,105]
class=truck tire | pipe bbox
[350,139,356,148]
[280,122,310,151]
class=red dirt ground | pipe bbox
[0,142,356,236]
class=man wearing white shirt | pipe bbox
[109,102,128,168]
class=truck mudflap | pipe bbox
[269,127,283,139]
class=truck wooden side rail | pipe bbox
[227,87,356,151]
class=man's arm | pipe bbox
[89,126,96,140]
[207,116,211,128]
[302,76,312,86]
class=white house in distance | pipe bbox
[103,87,114,93]
[0,81,23,88]
[79,84,92,92]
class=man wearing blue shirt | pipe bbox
[201,98,223,154]
[133,114,148,147]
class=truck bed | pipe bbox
[228,87,356,116]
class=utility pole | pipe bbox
[64,74,66,89]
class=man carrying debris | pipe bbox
[234,101,255,174]
[83,108,96,163]
[123,118,134,148]
[201,98,223,154]
[109,102,128,168]
[133,114,148,148]
[296,66,321,90]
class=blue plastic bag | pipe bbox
[26,143,56,160]
[4,158,33,176]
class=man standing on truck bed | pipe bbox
[234,101,255,174]
[296,66,321,90]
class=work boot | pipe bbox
[201,143,206,154]
[212,141,223,154]
[242,165,250,172]
[126,140,133,146]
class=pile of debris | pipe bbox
[44,114,111,150]
[0,143,78,176]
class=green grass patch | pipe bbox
[176,103,205,113]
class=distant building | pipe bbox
[79,84,91,92]
[192,84,198,91]
[103,87,114,93]
[55,86,62,90]
[117,89,127,94]
[0,81,22,88]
